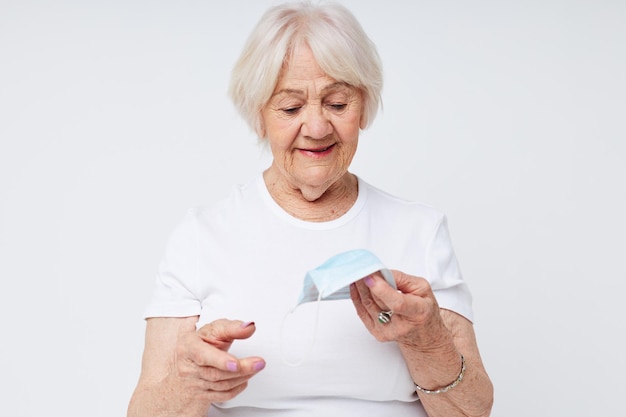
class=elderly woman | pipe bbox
[128,2,493,417]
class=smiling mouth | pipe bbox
[305,144,335,152]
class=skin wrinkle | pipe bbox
[270,81,357,106]
[261,42,362,219]
[129,7,493,413]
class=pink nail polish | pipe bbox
[364,276,375,287]
[253,361,266,371]
[241,321,255,328]
[226,361,238,372]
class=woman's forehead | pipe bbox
[274,45,358,96]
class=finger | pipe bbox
[182,372,252,403]
[352,275,384,311]
[176,333,234,373]
[197,319,257,348]
[367,271,435,312]
[349,282,375,327]
[392,270,432,297]
[363,272,399,310]
[352,275,396,329]
[180,320,260,373]
[195,356,266,384]
[391,270,443,317]
[203,375,251,395]
[351,277,397,342]
[206,382,249,403]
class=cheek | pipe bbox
[267,121,301,154]
[264,116,291,144]
[341,124,360,162]
[338,115,361,144]
[342,141,359,164]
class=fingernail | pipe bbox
[226,361,238,372]
[241,321,255,328]
[253,360,266,371]
[364,275,375,287]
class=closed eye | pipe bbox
[327,103,348,113]
[281,107,301,115]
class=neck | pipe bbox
[263,170,358,222]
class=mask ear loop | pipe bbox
[279,288,324,367]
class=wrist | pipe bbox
[398,339,462,392]
[415,354,466,395]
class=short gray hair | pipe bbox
[228,1,383,138]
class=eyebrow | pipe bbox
[271,82,354,98]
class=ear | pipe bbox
[358,91,368,129]
[359,112,368,130]
[256,116,266,139]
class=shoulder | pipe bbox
[187,176,262,225]
[359,177,446,225]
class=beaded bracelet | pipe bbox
[415,355,466,395]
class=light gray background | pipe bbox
[1,0,624,415]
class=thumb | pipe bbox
[391,270,431,296]
[197,319,257,350]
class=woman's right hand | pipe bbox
[173,319,266,403]
[128,317,265,417]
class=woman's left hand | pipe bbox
[350,270,450,350]
[351,270,494,417]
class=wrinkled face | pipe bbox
[261,43,363,195]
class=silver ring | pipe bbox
[378,310,393,324]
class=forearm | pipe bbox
[127,380,212,417]
[398,309,493,417]
[400,342,493,417]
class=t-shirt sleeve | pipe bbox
[426,215,474,322]
[143,208,203,319]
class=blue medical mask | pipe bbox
[281,249,395,366]
[296,249,396,306]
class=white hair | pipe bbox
[228,1,383,139]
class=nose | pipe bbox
[301,104,333,139]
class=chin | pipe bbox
[301,175,346,193]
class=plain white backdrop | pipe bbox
[1,0,624,415]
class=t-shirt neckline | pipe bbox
[255,174,367,230]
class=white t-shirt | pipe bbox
[145,174,473,417]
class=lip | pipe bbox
[298,143,336,156]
